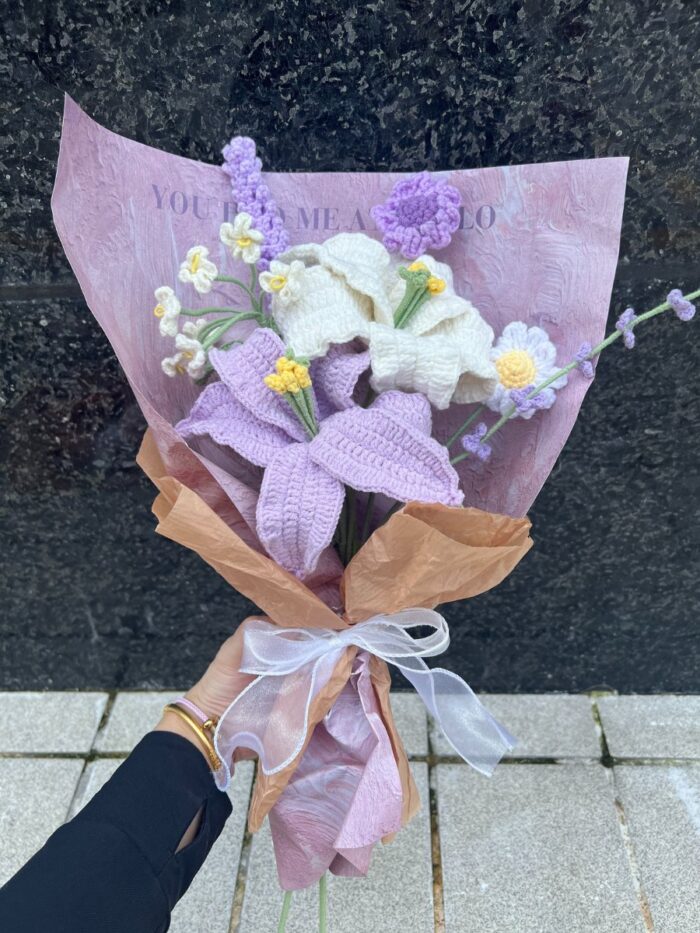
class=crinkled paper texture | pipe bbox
[53,95,627,520]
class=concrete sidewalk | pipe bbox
[0,692,698,931]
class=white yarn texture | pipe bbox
[271,233,497,408]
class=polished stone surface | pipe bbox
[1,2,699,690]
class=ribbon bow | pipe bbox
[212,608,515,790]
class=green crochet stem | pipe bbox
[444,404,485,449]
[198,311,260,350]
[277,890,292,932]
[319,874,329,933]
[284,390,318,439]
[393,267,431,329]
[450,287,700,465]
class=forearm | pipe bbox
[0,731,232,933]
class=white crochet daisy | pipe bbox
[178,246,218,294]
[259,259,305,305]
[152,286,181,337]
[220,213,264,265]
[486,322,567,419]
[161,320,208,378]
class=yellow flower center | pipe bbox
[190,252,201,274]
[265,357,312,394]
[495,349,537,389]
[406,262,445,295]
[236,236,253,248]
[153,303,165,318]
[268,274,287,292]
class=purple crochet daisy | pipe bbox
[370,171,462,259]
[176,329,462,577]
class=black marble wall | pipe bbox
[1,1,698,691]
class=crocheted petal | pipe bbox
[309,404,463,507]
[312,344,371,411]
[209,329,305,442]
[256,444,345,578]
[432,313,498,405]
[176,382,290,467]
[370,389,432,435]
[271,265,372,360]
[281,232,395,325]
[368,324,463,410]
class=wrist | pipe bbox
[154,696,221,771]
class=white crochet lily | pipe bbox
[259,259,306,305]
[178,246,218,294]
[153,286,181,337]
[486,322,568,419]
[268,232,497,409]
[161,320,208,379]
[220,212,264,265]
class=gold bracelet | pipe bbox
[163,703,222,771]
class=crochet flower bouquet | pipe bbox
[53,97,697,919]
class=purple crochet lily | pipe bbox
[176,329,463,577]
[370,171,462,259]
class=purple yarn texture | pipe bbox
[370,171,462,259]
[508,385,550,414]
[176,329,462,576]
[575,342,595,379]
[461,422,492,461]
[221,137,290,271]
[667,289,696,322]
[616,307,637,349]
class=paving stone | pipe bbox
[0,758,85,885]
[615,764,700,932]
[95,692,178,752]
[430,694,600,759]
[0,691,107,753]
[71,754,254,933]
[387,691,428,757]
[598,695,700,759]
[438,763,644,933]
[239,762,433,933]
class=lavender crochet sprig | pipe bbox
[616,307,637,349]
[222,137,289,271]
[449,287,700,465]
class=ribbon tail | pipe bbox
[396,663,516,775]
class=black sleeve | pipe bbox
[0,730,233,933]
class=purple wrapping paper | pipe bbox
[53,95,628,521]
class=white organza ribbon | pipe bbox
[213,608,515,790]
